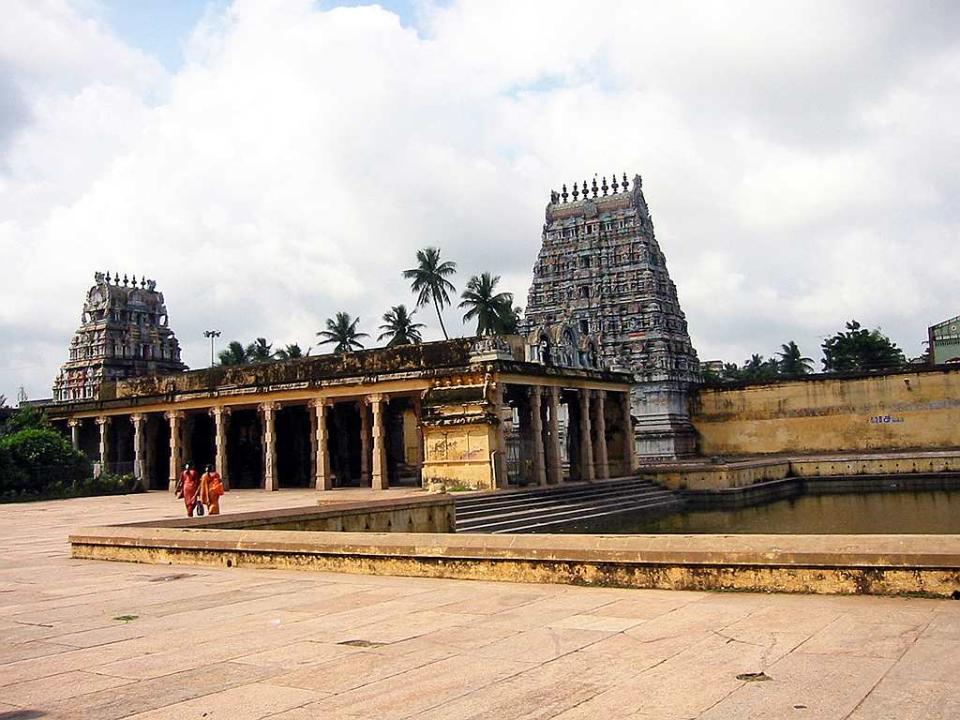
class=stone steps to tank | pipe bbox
[454,478,683,534]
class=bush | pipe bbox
[0,428,91,497]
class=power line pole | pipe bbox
[204,330,221,367]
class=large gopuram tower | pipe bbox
[522,174,700,459]
[53,272,186,402]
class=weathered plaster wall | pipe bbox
[692,368,960,456]
[421,425,497,490]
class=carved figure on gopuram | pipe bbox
[53,273,187,402]
[522,174,700,459]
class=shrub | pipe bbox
[0,428,90,496]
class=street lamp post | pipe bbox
[203,330,221,367]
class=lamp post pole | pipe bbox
[204,330,221,367]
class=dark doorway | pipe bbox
[185,412,215,471]
[276,405,312,488]
[78,421,100,462]
[228,409,262,489]
[328,402,363,487]
[111,417,135,475]
[147,414,171,490]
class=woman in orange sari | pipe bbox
[200,464,225,515]
[179,462,200,517]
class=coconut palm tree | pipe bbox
[459,272,514,336]
[245,337,274,363]
[403,247,457,339]
[777,341,814,376]
[217,341,248,366]
[378,305,425,347]
[275,343,308,360]
[317,312,368,354]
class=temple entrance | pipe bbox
[77,421,100,462]
[228,409,262,489]
[146,414,170,489]
[385,397,419,486]
[564,390,583,481]
[328,402,364,486]
[276,405,312,488]
[184,412,214,471]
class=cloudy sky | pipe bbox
[2,0,958,402]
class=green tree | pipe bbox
[275,343,308,360]
[777,341,814,376]
[719,362,743,382]
[821,320,905,372]
[499,304,523,335]
[317,312,368,354]
[217,341,248,366]
[403,247,457,340]
[1,406,49,437]
[0,428,90,496]
[378,305,425,347]
[245,337,275,363]
[741,354,780,381]
[459,272,514,336]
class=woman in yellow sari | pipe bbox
[199,464,225,515]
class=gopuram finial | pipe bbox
[561,183,568,203]
[582,180,588,199]
[611,174,619,193]
[122,274,129,286]
[591,178,598,198]
[601,176,609,196]
[140,276,146,288]
[571,182,579,201]
[622,173,629,191]
[114,272,120,284]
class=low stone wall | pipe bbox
[646,450,960,491]
[70,526,960,598]
[127,494,456,534]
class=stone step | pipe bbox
[454,478,682,534]
[455,486,674,522]
[467,495,683,534]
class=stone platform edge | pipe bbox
[69,527,960,598]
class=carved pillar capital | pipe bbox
[209,405,232,419]
[164,410,184,422]
[67,418,81,428]
[259,401,278,415]
[95,416,110,427]
[130,413,144,425]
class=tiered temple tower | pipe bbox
[53,272,186,402]
[522,174,700,459]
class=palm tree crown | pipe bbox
[275,343,308,361]
[402,247,457,339]
[317,312,368,354]
[378,305,425,347]
[245,337,274,364]
[217,340,248,366]
[459,272,515,336]
[777,341,814,375]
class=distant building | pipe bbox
[53,272,186,402]
[523,173,700,459]
[929,315,960,365]
[702,360,725,374]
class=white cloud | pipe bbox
[2,0,959,399]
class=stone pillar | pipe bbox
[578,390,595,482]
[165,410,183,492]
[592,391,609,480]
[130,414,146,489]
[210,406,231,490]
[528,386,547,486]
[413,397,424,480]
[492,382,508,488]
[68,419,80,451]
[260,402,278,492]
[95,416,110,476]
[546,386,562,485]
[369,394,388,490]
[620,391,638,473]
[311,399,332,490]
[359,400,371,485]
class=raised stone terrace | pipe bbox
[3,490,960,718]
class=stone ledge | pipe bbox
[70,526,960,597]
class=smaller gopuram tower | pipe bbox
[523,174,700,459]
[53,272,186,402]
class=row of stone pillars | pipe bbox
[69,393,399,492]
[520,387,634,486]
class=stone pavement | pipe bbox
[1,490,959,719]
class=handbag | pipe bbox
[194,498,205,517]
